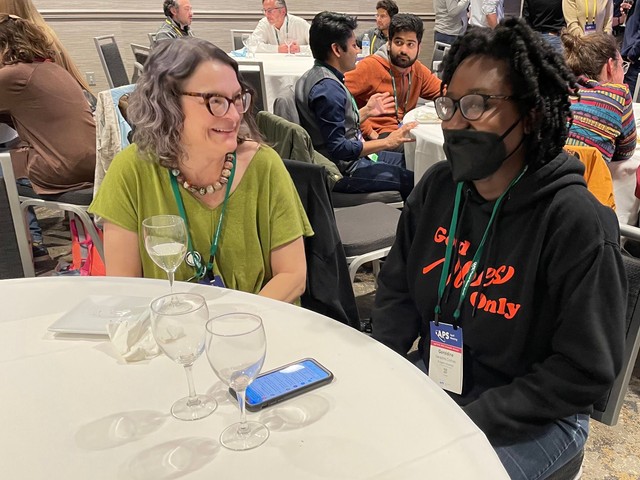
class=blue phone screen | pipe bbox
[245,360,330,405]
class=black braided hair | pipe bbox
[440,17,577,170]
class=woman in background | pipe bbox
[563,32,636,163]
[0,0,94,102]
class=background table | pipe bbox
[404,103,640,226]
[403,103,445,186]
[0,277,507,479]
[235,53,313,112]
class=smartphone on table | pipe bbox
[230,358,334,412]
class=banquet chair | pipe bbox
[238,61,267,113]
[17,186,104,263]
[147,32,157,46]
[230,29,254,51]
[94,84,135,197]
[256,111,342,187]
[592,224,640,426]
[130,43,150,83]
[0,151,35,278]
[94,35,130,88]
[334,202,401,284]
[563,145,615,209]
[273,86,300,124]
[633,73,640,102]
[549,236,640,480]
[432,41,451,71]
[282,159,360,328]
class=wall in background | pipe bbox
[31,1,435,93]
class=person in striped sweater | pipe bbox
[562,32,637,162]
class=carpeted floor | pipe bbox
[36,207,640,478]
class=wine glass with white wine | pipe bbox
[205,312,268,451]
[150,292,218,420]
[143,215,187,293]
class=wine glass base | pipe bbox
[220,421,269,451]
[171,394,218,421]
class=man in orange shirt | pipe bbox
[345,14,441,142]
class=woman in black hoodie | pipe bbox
[372,17,626,479]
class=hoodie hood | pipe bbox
[463,150,587,213]
[374,44,390,62]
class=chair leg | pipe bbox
[19,199,104,264]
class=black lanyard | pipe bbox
[169,152,237,280]
[434,166,528,327]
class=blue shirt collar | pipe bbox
[313,60,345,83]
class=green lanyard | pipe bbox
[169,152,237,280]
[390,70,412,125]
[274,16,289,44]
[434,166,528,326]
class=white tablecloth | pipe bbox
[404,103,640,226]
[0,277,508,479]
[235,53,313,112]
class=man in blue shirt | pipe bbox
[295,11,417,199]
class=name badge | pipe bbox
[198,273,226,288]
[428,321,463,395]
[585,22,597,33]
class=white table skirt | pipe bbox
[235,53,313,112]
[0,277,507,479]
[404,103,640,226]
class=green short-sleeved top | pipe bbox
[89,144,313,294]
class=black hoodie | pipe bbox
[373,152,626,443]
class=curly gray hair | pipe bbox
[127,37,261,169]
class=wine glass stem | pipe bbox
[168,270,175,294]
[235,389,251,435]
[183,364,200,406]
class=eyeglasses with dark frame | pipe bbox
[181,91,252,117]
[263,7,284,14]
[434,94,515,121]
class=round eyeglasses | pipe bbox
[434,94,514,121]
[622,60,630,75]
[182,91,252,117]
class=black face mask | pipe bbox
[443,117,524,183]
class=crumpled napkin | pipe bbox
[229,47,247,58]
[107,308,160,362]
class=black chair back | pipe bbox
[282,160,360,329]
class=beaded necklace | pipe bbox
[171,153,234,196]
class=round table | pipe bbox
[0,277,508,479]
[235,53,313,112]
[403,104,445,186]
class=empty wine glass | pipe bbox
[284,32,294,56]
[205,312,268,451]
[242,33,258,58]
[143,215,187,294]
[150,292,217,421]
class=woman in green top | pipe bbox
[90,38,312,303]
